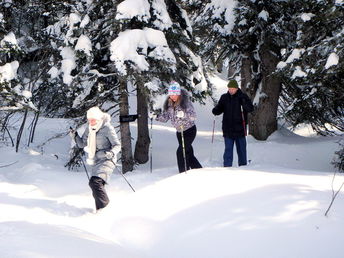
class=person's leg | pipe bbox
[183,126,202,169]
[235,137,247,166]
[89,176,109,210]
[223,137,234,167]
[176,132,186,172]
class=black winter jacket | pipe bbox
[212,89,254,138]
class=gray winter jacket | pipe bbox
[75,114,121,182]
[156,89,197,132]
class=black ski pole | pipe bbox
[150,117,153,173]
[80,156,90,180]
[115,165,135,192]
[70,127,90,180]
[180,125,188,173]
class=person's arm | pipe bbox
[179,102,196,121]
[96,125,121,160]
[107,125,121,156]
[240,93,254,113]
[74,127,88,148]
[212,95,225,115]
[156,108,171,123]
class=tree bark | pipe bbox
[241,45,281,141]
[119,80,134,173]
[134,85,150,164]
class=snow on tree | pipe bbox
[195,0,295,140]
[111,0,210,171]
[277,1,344,135]
[0,4,36,112]
[277,1,344,171]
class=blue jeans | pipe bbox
[223,137,247,167]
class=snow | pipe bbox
[276,61,287,69]
[325,52,339,69]
[69,13,81,27]
[145,77,161,92]
[60,47,76,85]
[48,66,60,79]
[300,13,315,22]
[253,81,267,106]
[0,61,19,82]
[75,35,92,56]
[0,32,19,47]
[199,0,237,36]
[151,0,173,30]
[286,48,305,63]
[80,14,90,28]
[292,66,307,79]
[116,0,151,22]
[258,10,269,21]
[110,28,176,75]
[1,73,343,257]
[21,90,32,99]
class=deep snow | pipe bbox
[0,77,343,257]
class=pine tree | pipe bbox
[0,1,36,112]
[188,0,291,140]
[278,1,344,134]
[112,0,210,171]
[32,0,121,118]
[277,0,344,171]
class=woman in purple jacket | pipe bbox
[156,81,202,173]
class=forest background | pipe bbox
[0,0,343,172]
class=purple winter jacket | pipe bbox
[156,89,197,132]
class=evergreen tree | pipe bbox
[32,0,120,118]
[277,0,344,171]
[112,0,210,171]
[278,1,344,134]
[0,1,36,112]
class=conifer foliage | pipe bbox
[278,1,344,135]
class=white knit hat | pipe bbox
[87,106,104,120]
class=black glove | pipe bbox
[149,108,162,119]
[154,108,162,115]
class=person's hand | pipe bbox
[149,108,162,119]
[69,128,77,139]
[96,151,114,160]
[149,112,157,119]
[176,110,184,118]
[105,151,114,159]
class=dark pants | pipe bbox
[176,125,202,173]
[223,136,247,167]
[89,176,109,210]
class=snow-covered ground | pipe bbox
[0,78,343,257]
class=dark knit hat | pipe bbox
[227,80,239,88]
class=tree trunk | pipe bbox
[119,80,134,173]
[16,109,28,152]
[134,85,150,164]
[241,45,281,141]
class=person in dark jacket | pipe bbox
[70,106,121,211]
[156,81,202,173]
[212,80,254,167]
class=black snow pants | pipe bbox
[89,176,109,210]
[176,125,202,173]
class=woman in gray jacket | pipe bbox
[71,106,121,211]
[156,81,202,173]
